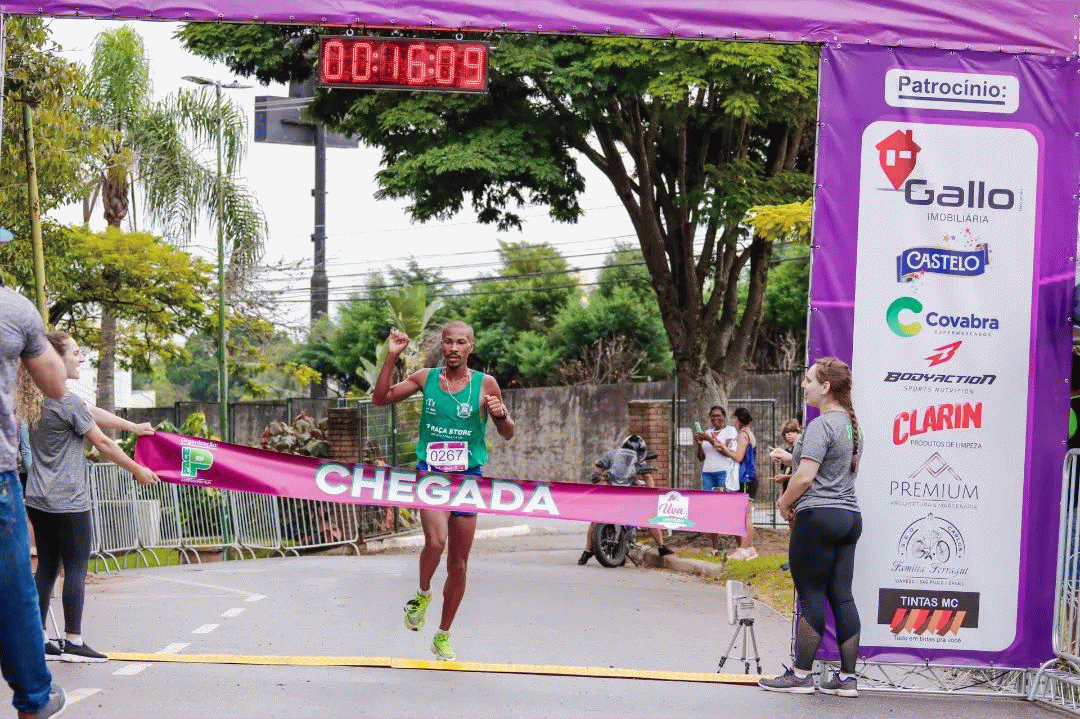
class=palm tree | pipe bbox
[83,25,266,411]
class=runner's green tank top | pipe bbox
[416,367,489,468]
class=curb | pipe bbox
[634,547,728,581]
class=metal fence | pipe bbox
[1029,449,1080,711]
[671,395,787,528]
[87,398,426,566]
[87,463,414,565]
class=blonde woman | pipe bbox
[23,332,159,663]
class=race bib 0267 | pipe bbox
[426,441,468,472]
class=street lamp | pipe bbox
[182,76,251,442]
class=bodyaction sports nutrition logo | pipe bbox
[886,297,1000,338]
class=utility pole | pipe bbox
[255,77,358,398]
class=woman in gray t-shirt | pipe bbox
[759,357,863,697]
[24,331,160,663]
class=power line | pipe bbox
[256,244,646,283]
[270,260,651,299]
[262,210,631,250]
[268,274,651,305]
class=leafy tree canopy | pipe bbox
[2,17,108,231]
[179,27,818,410]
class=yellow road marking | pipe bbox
[107,653,759,684]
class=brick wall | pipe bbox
[327,407,360,463]
[627,399,671,489]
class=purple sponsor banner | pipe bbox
[134,432,749,535]
[810,44,1080,666]
[0,1,1077,54]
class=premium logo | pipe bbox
[893,402,982,445]
[878,588,980,636]
[886,297,1000,338]
[896,244,989,282]
[890,453,979,503]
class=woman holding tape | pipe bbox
[23,332,159,663]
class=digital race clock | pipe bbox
[318,36,489,93]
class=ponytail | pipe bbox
[844,404,860,473]
[812,356,859,473]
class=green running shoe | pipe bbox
[403,591,430,631]
[431,631,456,661]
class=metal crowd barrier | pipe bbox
[86,463,407,565]
[1029,449,1080,712]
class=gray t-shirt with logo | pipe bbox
[25,394,95,513]
[792,409,860,513]
[0,288,48,473]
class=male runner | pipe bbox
[372,321,515,661]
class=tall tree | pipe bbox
[548,242,672,384]
[46,226,213,368]
[292,260,458,394]
[83,25,267,412]
[2,18,105,266]
[463,240,579,386]
[178,28,818,411]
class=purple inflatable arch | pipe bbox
[0,0,1078,55]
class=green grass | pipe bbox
[681,551,795,615]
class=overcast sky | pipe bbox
[44,19,639,332]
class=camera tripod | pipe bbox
[717,616,762,675]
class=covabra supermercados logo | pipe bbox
[886,296,1000,338]
[875,128,1019,222]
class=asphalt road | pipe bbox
[39,516,1058,718]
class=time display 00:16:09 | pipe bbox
[320,37,488,91]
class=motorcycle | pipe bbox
[589,448,658,568]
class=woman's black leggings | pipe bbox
[26,507,92,636]
[789,506,862,673]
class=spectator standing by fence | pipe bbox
[1,285,68,718]
[23,331,160,664]
[715,407,758,560]
[694,406,738,555]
